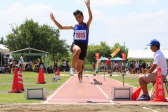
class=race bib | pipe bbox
[74,30,86,40]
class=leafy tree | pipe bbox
[86,41,111,63]
[5,19,69,62]
[86,42,128,63]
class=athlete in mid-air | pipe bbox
[50,0,92,76]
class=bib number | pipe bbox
[74,30,86,40]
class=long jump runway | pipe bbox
[43,75,168,104]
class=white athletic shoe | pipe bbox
[79,80,82,83]
[69,68,74,76]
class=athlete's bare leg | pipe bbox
[72,45,81,68]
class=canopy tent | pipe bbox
[111,57,125,62]
[0,44,9,53]
[127,49,168,59]
[0,44,10,65]
[12,47,49,69]
[100,57,125,62]
[101,57,108,62]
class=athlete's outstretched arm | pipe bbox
[50,13,74,30]
[85,0,92,28]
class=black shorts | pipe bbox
[71,40,88,60]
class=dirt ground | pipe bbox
[0,104,168,112]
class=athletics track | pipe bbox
[43,75,168,105]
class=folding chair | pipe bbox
[150,78,168,100]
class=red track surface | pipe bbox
[43,75,168,104]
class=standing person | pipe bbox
[62,60,66,72]
[139,60,142,73]
[137,39,167,101]
[101,62,105,69]
[50,0,92,75]
[28,60,33,71]
[106,57,111,74]
[92,63,96,72]
[135,61,139,74]
[147,61,151,69]
[19,54,24,69]
[53,59,58,72]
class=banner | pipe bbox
[95,53,100,61]
[121,53,127,60]
[111,48,120,57]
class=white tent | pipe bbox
[0,44,9,53]
[127,49,168,59]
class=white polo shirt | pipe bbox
[20,56,24,64]
[153,49,167,75]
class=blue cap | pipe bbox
[147,39,160,46]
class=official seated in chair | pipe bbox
[137,39,167,101]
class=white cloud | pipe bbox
[87,8,168,48]
[76,0,134,6]
[1,2,168,49]
[142,0,158,5]
[0,3,76,34]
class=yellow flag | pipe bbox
[111,48,120,57]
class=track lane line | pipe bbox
[89,77,114,104]
[43,76,73,104]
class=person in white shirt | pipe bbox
[19,54,24,69]
[137,39,167,101]
[62,60,66,72]
[135,61,139,74]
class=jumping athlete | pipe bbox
[50,0,92,76]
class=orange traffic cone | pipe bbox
[131,86,142,100]
[18,67,24,91]
[152,67,167,102]
[36,66,46,84]
[56,68,61,80]
[8,68,21,93]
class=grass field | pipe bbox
[0,71,167,103]
[0,72,70,103]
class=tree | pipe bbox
[86,41,111,63]
[5,19,69,62]
[86,42,128,63]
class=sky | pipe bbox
[0,0,168,49]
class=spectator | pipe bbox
[92,63,96,72]
[101,62,105,69]
[106,57,111,74]
[135,61,139,74]
[147,61,151,69]
[114,62,119,72]
[142,61,146,69]
[19,54,24,70]
[53,59,58,72]
[62,60,66,72]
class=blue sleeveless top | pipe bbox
[73,23,89,44]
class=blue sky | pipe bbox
[0,0,168,49]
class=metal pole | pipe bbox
[104,71,105,81]
[0,52,1,65]
[124,42,126,53]
[122,74,124,87]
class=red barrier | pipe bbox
[18,67,24,91]
[152,68,167,102]
[36,67,46,84]
[8,68,21,93]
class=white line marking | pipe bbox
[43,76,73,104]
[89,77,114,104]
[142,107,158,112]
[49,99,108,101]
